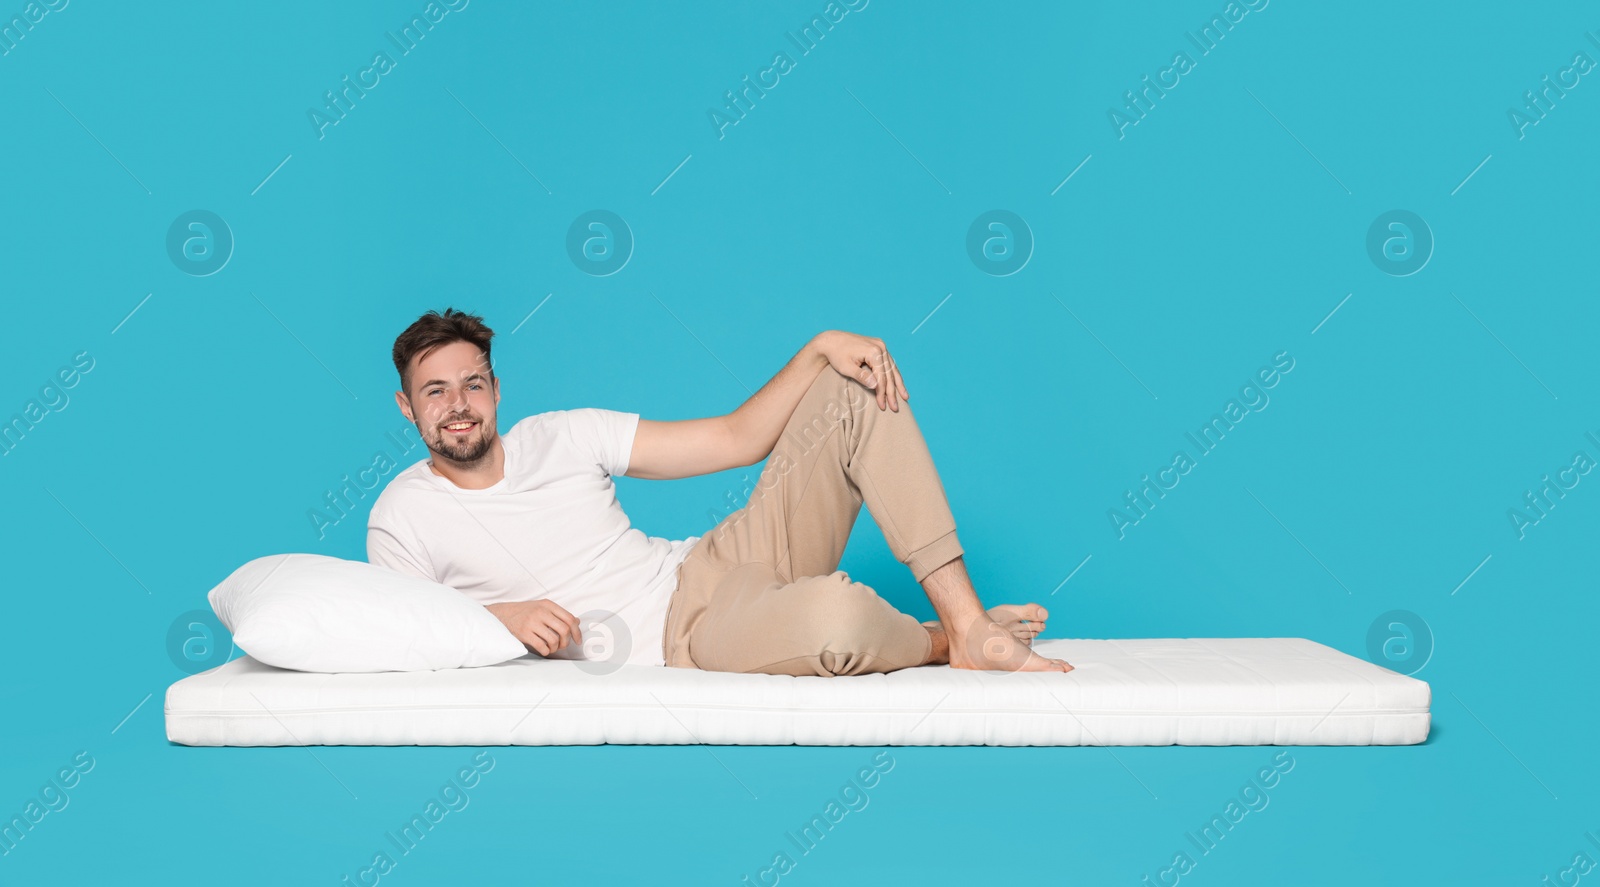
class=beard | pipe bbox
[424,419,495,466]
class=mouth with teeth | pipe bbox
[441,421,478,436]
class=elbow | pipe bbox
[725,443,762,471]
[719,414,763,470]
[741,438,780,470]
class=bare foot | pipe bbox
[948,615,1073,673]
[924,604,1047,646]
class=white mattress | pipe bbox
[164,638,1431,747]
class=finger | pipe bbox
[854,359,875,389]
[530,623,561,653]
[531,621,563,650]
[544,603,581,646]
[892,355,904,410]
[563,611,583,645]
[875,349,891,410]
[545,618,578,652]
[891,361,909,402]
[884,353,900,411]
[872,348,888,410]
[882,347,900,409]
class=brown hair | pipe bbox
[392,308,496,395]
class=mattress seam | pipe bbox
[168,705,1432,718]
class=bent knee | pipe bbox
[790,573,901,647]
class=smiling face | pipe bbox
[395,340,502,468]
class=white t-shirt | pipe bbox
[366,408,700,668]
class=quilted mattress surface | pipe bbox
[164,638,1431,747]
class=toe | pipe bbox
[1001,604,1048,625]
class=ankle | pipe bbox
[922,624,949,666]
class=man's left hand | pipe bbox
[815,330,910,412]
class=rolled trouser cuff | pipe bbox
[906,529,964,584]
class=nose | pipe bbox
[437,389,471,420]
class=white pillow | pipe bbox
[208,554,527,673]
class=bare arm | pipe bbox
[720,333,836,467]
[624,330,909,481]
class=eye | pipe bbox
[469,383,483,390]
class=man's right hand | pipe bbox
[486,600,582,657]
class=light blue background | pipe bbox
[2,1,1596,883]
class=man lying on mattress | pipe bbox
[366,308,1072,677]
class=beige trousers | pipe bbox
[660,369,965,676]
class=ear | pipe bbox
[394,389,414,423]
